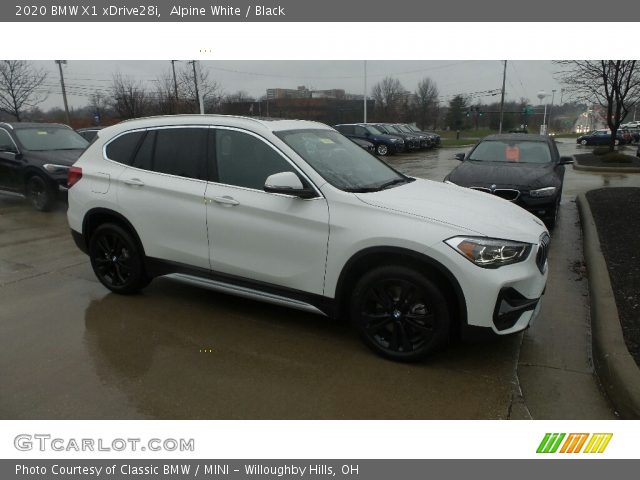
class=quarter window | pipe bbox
[105,131,144,165]
[215,129,294,190]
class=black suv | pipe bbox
[0,122,88,211]
[334,123,405,156]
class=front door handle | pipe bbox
[123,178,145,187]
[211,195,240,206]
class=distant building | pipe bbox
[266,86,310,100]
[267,86,348,101]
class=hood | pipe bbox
[447,160,557,189]
[354,178,546,244]
[26,149,85,167]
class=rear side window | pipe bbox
[105,131,144,165]
[337,125,354,135]
[152,128,208,180]
[215,129,293,190]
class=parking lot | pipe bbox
[0,139,637,419]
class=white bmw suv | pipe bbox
[67,115,549,361]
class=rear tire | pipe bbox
[89,223,149,294]
[25,174,55,212]
[350,265,450,362]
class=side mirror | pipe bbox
[264,171,317,199]
[559,156,574,165]
[454,153,465,161]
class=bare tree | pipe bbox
[556,60,640,151]
[371,77,405,121]
[110,73,149,119]
[178,64,222,114]
[151,72,182,115]
[414,77,439,130]
[0,60,48,121]
[224,90,255,103]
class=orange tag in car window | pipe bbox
[505,146,520,162]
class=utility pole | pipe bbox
[190,61,204,114]
[171,60,179,101]
[55,60,71,125]
[363,60,367,123]
[498,60,507,134]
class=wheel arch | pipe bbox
[82,208,147,258]
[334,246,467,337]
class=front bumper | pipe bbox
[426,235,548,335]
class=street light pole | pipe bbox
[363,60,367,123]
[498,60,507,134]
[55,60,71,125]
[547,89,556,133]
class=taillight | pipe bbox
[67,166,82,188]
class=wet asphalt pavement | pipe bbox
[0,138,636,419]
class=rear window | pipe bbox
[468,140,552,164]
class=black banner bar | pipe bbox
[4,0,639,22]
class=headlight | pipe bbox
[529,187,557,198]
[445,236,532,268]
[391,138,402,143]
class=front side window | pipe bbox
[215,129,293,190]
[468,140,552,164]
[276,129,409,192]
[365,125,383,135]
[0,129,16,152]
[15,127,88,151]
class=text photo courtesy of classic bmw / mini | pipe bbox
[1,59,639,420]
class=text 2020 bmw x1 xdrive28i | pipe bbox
[68,115,549,361]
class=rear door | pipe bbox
[205,127,329,295]
[115,127,210,269]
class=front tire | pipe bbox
[89,223,149,294]
[25,174,55,212]
[376,144,389,156]
[580,139,588,146]
[350,265,450,361]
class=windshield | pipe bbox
[468,140,552,164]
[15,127,89,151]
[374,125,390,134]
[365,125,383,135]
[406,125,420,132]
[276,129,410,192]
[396,125,411,133]
[384,125,401,134]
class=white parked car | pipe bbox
[67,115,549,361]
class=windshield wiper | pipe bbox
[377,177,411,190]
[345,177,411,193]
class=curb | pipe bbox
[574,163,640,173]
[577,193,640,419]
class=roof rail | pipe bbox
[119,114,271,128]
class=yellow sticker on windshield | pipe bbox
[320,138,334,144]
[36,131,48,135]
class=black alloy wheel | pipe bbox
[351,265,449,361]
[89,223,149,294]
[25,175,55,212]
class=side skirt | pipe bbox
[144,257,337,318]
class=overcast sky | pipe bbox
[31,60,566,111]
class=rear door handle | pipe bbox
[123,178,145,187]
[211,195,239,206]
